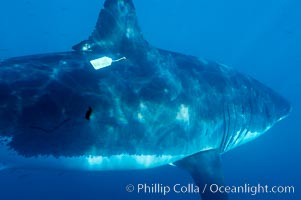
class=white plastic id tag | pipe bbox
[90,56,126,70]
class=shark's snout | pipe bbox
[262,86,292,124]
[273,93,292,122]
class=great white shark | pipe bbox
[0,0,291,199]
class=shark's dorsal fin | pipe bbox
[174,150,228,200]
[73,0,148,53]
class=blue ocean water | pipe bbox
[0,0,300,200]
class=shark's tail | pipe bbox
[72,0,148,54]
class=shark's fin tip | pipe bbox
[73,0,145,53]
[175,149,229,200]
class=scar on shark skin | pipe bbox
[29,119,71,133]
[85,107,93,120]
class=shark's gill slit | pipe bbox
[231,104,239,147]
[226,104,236,149]
[220,103,227,152]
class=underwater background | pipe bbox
[0,0,300,199]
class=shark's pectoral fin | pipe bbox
[174,149,228,200]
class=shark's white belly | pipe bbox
[0,137,185,171]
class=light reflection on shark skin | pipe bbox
[0,51,290,161]
[0,0,291,199]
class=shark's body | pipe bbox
[0,0,291,199]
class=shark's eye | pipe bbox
[85,107,93,120]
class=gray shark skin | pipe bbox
[0,0,291,199]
